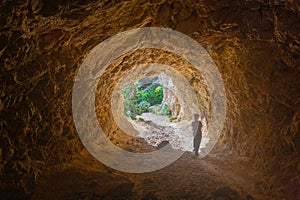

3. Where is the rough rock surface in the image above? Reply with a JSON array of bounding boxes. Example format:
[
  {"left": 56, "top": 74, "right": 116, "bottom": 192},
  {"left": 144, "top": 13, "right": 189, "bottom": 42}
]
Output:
[
  {"left": 129, "top": 113, "right": 210, "bottom": 152},
  {"left": 158, "top": 73, "right": 181, "bottom": 117},
  {"left": 33, "top": 166, "right": 134, "bottom": 200},
  {"left": 1, "top": 0, "right": 300, "bottom": 199}
]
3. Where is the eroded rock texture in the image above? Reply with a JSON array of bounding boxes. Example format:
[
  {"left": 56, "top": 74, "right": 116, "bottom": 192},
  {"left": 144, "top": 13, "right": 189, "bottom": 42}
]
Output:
[{"left": 1, "top": 0, "right": 300, "bottom": 199}]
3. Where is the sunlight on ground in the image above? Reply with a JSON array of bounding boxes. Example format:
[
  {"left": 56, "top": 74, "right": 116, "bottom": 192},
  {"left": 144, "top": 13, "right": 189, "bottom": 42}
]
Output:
[
  {"left": 121, "top": 73, "right": 209, "bottom": 153},
  {"left": 129, "top": 113, "right": 209, "bottom": 152}
]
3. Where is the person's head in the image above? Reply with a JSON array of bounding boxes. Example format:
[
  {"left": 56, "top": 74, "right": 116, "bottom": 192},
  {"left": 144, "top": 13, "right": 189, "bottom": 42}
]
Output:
[{"left": 194, "top": 114, "right": 199, "bottom": 120}]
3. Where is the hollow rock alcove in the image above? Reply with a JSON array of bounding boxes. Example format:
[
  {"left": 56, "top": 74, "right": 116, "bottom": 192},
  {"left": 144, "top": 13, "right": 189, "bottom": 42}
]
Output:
[{"left": 1, "top": 0, "right": 300, "bottom": 199}]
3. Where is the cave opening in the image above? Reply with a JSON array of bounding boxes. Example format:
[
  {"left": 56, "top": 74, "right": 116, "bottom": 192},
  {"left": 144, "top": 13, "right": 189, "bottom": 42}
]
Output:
[
  {"left": 2, "top": 1, "right": 300, "bottom": 198},
  {"left": 119, "top": 73, "right": 209, "bottom": 153},
  {"left": 121, "top": 76, "right": 172, "bottom": 121}
]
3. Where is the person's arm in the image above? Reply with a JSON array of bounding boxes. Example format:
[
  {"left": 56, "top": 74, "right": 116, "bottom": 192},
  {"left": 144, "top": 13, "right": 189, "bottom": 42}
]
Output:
[
  {"left": 192, "top": 122, "right": 197, "bottom": 132},
  {"left": 198, "top": 121, "right": 203, "bottom": 131}
]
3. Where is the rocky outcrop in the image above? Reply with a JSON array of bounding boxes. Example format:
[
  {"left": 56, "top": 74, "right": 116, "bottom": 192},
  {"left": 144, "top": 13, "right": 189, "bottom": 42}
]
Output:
[{"left": 158, "top": 73, "right": 181, "bottom": 117}]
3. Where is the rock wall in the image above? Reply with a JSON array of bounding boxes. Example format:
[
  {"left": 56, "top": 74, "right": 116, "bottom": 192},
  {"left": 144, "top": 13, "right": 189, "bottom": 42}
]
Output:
[
  {"left": 1, "top": 0, "right": 299, "bottom": 199},
  {"left": 158, "top": 73, "right": 181, "bottom": 118}
]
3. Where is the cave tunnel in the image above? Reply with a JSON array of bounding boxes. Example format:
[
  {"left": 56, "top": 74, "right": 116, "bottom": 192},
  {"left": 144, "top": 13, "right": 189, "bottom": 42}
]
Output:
[{"left": 1, "top": 0, "right": 300, "bottom": 199}]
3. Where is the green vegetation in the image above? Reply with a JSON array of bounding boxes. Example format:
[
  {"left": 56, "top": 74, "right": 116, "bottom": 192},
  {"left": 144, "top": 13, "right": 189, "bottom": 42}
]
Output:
[
  {"left": 137, "top": 117, "right": 145, "bottom": 121},
  {"left": 149, "top": 104, "right": 171, "bottom": 116},
  {"left": 169, "top": 116, "right": 177, "bottom": 122},
  {"left": 122, "top": 77, "right": 171, "bottom": 119}
]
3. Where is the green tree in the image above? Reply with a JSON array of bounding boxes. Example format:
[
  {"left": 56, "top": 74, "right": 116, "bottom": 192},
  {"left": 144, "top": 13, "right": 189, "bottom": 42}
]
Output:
[{"left": 122, "top": 77, "right": 168, "bottom": 119}]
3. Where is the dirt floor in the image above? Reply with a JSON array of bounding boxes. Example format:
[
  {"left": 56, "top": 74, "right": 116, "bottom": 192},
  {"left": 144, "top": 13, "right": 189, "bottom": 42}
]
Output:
[{"left": 33, "top": 148, "right": 267, "bottom": 200}]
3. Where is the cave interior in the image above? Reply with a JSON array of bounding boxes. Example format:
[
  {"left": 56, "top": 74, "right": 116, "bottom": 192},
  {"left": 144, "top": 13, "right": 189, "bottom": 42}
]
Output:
[{"left": 1, "top": 0, "right": 300, "bottom": 199}]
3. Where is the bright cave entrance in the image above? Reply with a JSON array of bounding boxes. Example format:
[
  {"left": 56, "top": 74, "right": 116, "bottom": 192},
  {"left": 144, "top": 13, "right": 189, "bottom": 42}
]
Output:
[
  {"left": 122, "top": 76, "right": 176, "bottom": 122},
  {"left": 121, "top": 74, "right": 209, "bottom": 153}
]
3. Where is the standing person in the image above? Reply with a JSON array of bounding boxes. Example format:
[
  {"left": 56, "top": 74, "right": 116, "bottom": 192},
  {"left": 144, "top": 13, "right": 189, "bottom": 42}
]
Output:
[{"left": 192, "top": 114, "right": 202, "bottom": 156}]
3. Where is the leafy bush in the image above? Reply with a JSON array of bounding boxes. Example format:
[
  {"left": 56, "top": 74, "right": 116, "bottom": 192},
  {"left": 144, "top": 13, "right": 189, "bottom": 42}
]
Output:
[
  {"left": 149, "top": 104, "right": 171, "bottom": 116},
  {"left": 122, "top": 83, "right": 141, "bottom": 117},
  {"left": 130, "top": 116, "right": 137, "bottom": 120},
  {"left": 138, "top": 117, "right": 145, "bottom": 121},
  {"left": 122, "top": 77, "right": 169, "bottom": 119},
  {"left": 137, "top": 83, "right": 163, "bottom": 105},
  {"left": 138, "top": 100, "right": 150, "bottom": 110},
  {"left": 169, "top": 116, "right": 177, "bottom": 122}
]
